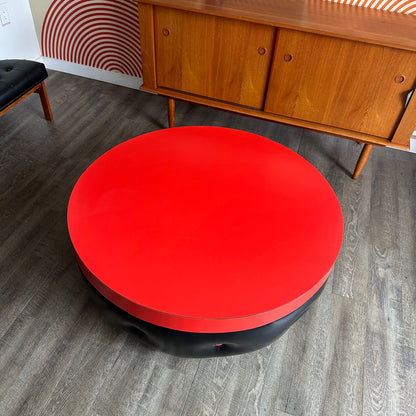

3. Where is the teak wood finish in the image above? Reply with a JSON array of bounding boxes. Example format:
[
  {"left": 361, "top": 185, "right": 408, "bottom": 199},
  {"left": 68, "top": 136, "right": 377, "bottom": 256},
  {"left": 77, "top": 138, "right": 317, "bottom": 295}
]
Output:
[
  {"left": 155, "top": 8, "right": 275, "bottom": 108},
  {"left": 137, "top": 0, "right": 416, "bottom": 178}
]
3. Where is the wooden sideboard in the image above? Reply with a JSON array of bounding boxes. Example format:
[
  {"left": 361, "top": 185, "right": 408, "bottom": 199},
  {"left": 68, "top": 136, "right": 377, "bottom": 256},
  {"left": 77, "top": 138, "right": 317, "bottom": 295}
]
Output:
[{"left": 137, "top": 0, "right": 416, "bottom": 178}]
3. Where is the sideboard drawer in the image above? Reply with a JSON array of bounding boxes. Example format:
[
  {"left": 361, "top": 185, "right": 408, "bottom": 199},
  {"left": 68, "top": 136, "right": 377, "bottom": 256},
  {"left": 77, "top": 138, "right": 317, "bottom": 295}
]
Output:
[
  {"left": 154, "top": 7, "right": 275, "bottom": 109},
  {"left": 264, "top": 29, "right": 416, "bottom": 139}
]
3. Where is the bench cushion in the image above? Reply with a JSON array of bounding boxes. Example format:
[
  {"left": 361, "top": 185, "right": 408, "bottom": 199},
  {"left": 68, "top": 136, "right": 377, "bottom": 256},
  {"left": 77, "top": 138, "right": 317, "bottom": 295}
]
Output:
[{"left": 0, "top": 60, "right": 48, "bottom": 112}]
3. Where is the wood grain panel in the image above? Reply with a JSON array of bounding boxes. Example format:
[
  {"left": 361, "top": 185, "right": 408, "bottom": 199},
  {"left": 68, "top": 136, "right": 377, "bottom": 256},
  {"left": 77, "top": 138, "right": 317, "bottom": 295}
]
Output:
[
  {"left": 138, "top": 3, "right": 157, "bottom": 90},
  {"left": 143, "top": 85, "right": 406, "bottom": 149},
  {"left": 154, "top": 7, "right": 275, "bottom": 109},
  {"left": 265, "top": 29, "right": 416, "bottom": 139},
  {"left": 138, "top": 0, "right": 416, "bottom": 51}
]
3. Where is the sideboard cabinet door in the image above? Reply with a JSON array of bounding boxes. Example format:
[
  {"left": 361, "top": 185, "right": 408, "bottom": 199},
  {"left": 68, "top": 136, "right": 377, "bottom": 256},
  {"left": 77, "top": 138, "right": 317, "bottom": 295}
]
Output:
[
  {"left": 264, "top": 29, "right": 416, "bottom": 139},
  {"left": 154, "top": 7, "right": 275, "bottom": 109}
]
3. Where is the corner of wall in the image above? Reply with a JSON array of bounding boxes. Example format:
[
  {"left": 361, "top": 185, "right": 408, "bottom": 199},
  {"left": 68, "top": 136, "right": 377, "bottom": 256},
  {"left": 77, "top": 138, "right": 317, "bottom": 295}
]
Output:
[{"left": 410, "top": 137, "right": 416, "bottom": 153}]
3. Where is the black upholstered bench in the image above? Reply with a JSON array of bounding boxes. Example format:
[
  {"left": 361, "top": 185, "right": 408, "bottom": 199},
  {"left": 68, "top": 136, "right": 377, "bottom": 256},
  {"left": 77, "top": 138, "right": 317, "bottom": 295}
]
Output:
[{"left": 0, "top": 60, "right": 53, "bottom": 120}]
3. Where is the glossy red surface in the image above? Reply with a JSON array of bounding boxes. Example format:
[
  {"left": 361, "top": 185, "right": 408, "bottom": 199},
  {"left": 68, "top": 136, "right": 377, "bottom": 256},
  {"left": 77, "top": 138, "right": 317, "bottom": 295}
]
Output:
[{"left": 67, "top": 127, "right": 343, "bottom": 332}]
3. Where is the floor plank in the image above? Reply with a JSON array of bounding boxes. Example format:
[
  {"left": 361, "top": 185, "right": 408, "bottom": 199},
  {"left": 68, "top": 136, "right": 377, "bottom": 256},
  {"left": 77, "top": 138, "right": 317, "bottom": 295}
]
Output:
[{"left": 0, "top": 70, "right": 415, "bottom": 416}]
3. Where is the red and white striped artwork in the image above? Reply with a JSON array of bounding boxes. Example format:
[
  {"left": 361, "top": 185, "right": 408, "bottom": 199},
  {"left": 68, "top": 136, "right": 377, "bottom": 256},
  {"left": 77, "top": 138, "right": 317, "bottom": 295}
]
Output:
[
  {"left": 41, "top": 0, "right": 142, "bottom": 77},
  {"left": 325, "top": 0, "right": 416, "bottom": 15}
]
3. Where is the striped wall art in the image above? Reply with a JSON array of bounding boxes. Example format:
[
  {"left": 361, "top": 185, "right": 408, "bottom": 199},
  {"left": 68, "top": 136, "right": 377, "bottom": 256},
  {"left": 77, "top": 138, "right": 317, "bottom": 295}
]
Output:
[
  {"left": 325, "top": 0, "right": 416, "bottom": 15},
  {"left": 41, "top": 0, "right": 142, "bottom": 77}
]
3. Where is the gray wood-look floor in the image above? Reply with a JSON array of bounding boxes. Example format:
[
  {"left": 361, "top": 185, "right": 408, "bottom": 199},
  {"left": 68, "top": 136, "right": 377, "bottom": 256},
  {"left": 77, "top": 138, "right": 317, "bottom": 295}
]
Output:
[{"left": 0, "top": 70, "right": 415, "bottom": 416}]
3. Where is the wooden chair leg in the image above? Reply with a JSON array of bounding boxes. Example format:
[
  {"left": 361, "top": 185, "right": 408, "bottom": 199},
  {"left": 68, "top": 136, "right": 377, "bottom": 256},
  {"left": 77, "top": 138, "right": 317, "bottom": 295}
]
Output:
[
  {"left": 36, "top": 81, "right": 53, "bottom": 121},
  {"left": 168, "top": 98, "right": 175, "bottom": 128},
  {"left": 353, "top": 143, "right": 373, "bottom": 179}
]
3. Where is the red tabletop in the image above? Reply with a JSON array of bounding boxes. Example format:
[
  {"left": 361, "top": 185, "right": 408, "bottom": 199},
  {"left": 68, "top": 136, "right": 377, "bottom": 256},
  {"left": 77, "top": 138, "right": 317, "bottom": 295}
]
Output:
[{"left": 67, "top": 127, "right": 343, "bottom": 333}]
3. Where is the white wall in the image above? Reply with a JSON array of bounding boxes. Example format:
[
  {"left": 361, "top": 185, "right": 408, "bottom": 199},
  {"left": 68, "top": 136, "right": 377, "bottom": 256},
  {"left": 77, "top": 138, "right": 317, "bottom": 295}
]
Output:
[
  {"left": 0, "top": 0, "right": 141, "bottom": 90},
  {"left": 0, "top": 0, "right": 41, "bottom": 60}
]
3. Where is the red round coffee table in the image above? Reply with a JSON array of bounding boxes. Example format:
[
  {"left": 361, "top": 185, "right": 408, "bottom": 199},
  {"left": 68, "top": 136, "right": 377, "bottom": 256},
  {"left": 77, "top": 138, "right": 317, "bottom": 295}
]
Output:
[{"left": 67, "top": 127, "right": 343, "bottom": 356}]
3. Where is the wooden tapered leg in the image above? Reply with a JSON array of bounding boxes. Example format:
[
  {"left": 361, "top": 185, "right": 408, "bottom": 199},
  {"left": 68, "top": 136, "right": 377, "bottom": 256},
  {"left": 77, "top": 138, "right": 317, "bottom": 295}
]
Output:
[
  {"left": 353, "top": 143, "right": 373, "bottom": 179},
  {"left": 168, "top": 98, "right": 175, "bottom": 128},
  {"left": 36, "top": 81, "right": 53, "bottom": 121}
]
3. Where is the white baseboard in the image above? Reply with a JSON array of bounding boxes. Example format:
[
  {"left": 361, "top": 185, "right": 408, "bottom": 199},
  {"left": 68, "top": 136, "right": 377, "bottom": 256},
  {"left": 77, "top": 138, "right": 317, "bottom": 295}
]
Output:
[
  {"left": 411, "top": 138, "right": 416, "bottom": 153},
  {"left": 41, "top": 57, "right": 143, "bottom": 90}
]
